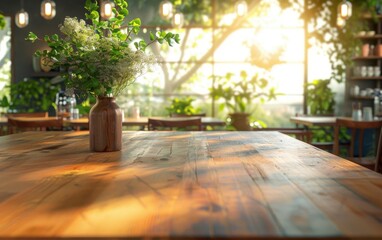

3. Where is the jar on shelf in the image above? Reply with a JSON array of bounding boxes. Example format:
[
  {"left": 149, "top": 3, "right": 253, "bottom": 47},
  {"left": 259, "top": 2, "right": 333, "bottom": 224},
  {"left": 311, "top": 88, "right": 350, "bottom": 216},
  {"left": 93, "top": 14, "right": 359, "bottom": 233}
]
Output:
[{"left": 362, "top": 43, "right": 370, "bottom": 57}]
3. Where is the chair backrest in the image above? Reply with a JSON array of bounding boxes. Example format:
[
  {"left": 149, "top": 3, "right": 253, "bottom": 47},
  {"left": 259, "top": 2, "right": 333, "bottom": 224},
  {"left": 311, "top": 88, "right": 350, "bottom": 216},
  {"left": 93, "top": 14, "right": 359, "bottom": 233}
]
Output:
[
  {"left": 8, "top": 117, "right": 63, "bottom": 134},
  {"left": 148, "top": 117, "right": 202, "bottom": 131},
  {"left": 6, "top": 112, "right": 48, "bottom": 118},
  {"left": 333, "top": 118, "right": 382, "bottom": 161},
  {"left": 170, "top": 113, "right": 206, "bottom": 117}
]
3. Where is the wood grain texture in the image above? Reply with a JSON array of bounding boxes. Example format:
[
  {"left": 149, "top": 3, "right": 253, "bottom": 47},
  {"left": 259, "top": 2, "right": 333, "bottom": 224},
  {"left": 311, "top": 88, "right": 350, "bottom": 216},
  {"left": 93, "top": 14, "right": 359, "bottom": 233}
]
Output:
[
  {"left": 0, "top": 131, "right": 382, "bottom": 239},
  {"left": 89, "top": 97, "right": 122, "bottom": 152}
]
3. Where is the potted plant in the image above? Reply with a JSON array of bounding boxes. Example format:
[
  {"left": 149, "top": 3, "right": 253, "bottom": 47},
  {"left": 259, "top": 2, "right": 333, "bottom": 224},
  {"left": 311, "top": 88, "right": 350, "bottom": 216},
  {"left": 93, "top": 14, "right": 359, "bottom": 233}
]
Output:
[
  {"left": 165, "top": 97, "right": 203, "bottom": 116},
  {"left": 306, "top": 79, "right": 335, "bottom": 116},
  {"left": 211, "top": 70, "right": 278, "bottom": 130},
  {"left": 306, "top": 79, "right": 337, "bottom": 144},
  {"left": 27, "top": 0, "right": 179, "bottom": 152}
]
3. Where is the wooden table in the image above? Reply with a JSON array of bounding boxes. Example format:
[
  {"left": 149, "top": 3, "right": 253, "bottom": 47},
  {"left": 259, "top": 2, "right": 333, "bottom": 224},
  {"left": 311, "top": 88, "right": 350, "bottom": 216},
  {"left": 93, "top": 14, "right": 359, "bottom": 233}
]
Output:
[
  {"left": 66, "top": 117, "right": 226, "bottom": 130},
  {"left": 1, "top": 131, "right": 382, "bottom": 239},
  {"left": 290, "top": 116, "right": 336, "bottom": 127}
]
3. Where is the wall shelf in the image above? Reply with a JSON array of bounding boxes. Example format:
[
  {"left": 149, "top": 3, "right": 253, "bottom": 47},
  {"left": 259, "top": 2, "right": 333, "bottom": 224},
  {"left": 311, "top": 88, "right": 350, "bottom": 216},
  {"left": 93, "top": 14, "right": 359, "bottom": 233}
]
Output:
[
  {"left": 356, "top": 34, "right": 382, "bottom": 40},
  {"left": 350, "top": 96, "right": 375, "bottom": 100},
  {"left": 352, "top": 56, "right": 382, "bottom": 60},
  {"left": 350, "top": 76, "right": 382, "bottom": 80}
]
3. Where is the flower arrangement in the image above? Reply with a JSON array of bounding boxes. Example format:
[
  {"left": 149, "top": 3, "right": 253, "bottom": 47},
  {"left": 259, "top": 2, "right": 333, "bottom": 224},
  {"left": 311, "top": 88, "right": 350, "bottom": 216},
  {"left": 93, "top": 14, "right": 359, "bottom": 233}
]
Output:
[{"left": 27, "top": 0, "right": 179, "bottom": 97}]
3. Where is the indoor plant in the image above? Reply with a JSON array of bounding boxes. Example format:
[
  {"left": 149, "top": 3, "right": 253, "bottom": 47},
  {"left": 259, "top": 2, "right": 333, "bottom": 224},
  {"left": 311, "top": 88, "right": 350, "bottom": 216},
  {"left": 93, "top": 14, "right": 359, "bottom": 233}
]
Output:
[
  {"left": 165, "top": 97, "right": 203, "bottom": 116},
  {"left": 27, "top": 0, "right": 179, "bottom": 152},
  {"left": 211, "top": 71, "right": 277, "bottom": 130},
  {"left": 1, "top": 78, "right": 59, "bottom": 114}
]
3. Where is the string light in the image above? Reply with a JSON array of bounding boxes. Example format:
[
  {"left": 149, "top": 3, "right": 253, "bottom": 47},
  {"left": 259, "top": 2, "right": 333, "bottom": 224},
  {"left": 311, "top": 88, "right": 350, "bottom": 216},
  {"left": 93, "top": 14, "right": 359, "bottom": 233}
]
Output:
[
  {"left": 235, "top": 0, "right": 248, "bottom": 17},
  {"left": 15, "top": 0, "right": 29, "bottom": 28},
  {"left": 41, "top": 0, "right": 56, "bottom": 20},
  {"left": 338, "top": 0, "right": 352, "bottom": 20},
  {"left": 101, "top": 0, "right": 115, "bottom": 20},
  {"left": 159, "top": 0, "right": 173, "bottom": 20},
  {"left": 171, "top": 12, "right": 184, "bottom": 28}
]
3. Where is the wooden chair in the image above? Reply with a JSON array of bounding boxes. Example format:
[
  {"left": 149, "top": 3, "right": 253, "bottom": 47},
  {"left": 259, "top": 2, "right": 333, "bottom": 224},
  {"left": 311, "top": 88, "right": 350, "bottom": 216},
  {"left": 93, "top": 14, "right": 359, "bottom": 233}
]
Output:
[
  {"left": 6, "top": 112, "right": 48, "bottom": 118},
  {"left": 6, "top": 112, "right": 49, "bottom": 134},
  {"left": 148, "top": 117, "right": 202, "bottom": 131},
  {"left": 8, "top": 115, "right": 63, "bottom": 134},
  {"left": 334, "top": 118, "right": 382, "bottom": 170},
  {"left": 170, "top": 113, "right": 206, "bottom": 117},
  {"left": 294, "top": 113, "right": 335, "bottom": 152}
]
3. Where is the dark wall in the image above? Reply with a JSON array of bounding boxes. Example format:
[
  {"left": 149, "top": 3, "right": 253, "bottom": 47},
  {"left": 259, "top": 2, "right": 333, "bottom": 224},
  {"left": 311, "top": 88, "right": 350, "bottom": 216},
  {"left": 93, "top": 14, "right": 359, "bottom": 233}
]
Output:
[{"left": 0, "top": 0, "right": 86, "bottom": 83}]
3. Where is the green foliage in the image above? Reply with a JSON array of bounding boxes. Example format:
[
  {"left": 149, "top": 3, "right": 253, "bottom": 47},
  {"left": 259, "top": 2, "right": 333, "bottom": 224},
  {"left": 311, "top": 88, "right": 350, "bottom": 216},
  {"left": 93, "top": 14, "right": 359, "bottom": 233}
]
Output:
[
  {"left": 306, "top": 79, "right": 335, "bottom": 115},
  {"left": 306, "top": 78, "right": 341, "bottom": 144},
  {"left": 166, "top": 97, "right": 201, "bottom": 115},
  {"left": 3, "top": 78, "right": 59, "bottom": 113},
  {"left": 26, "top": 0, "right": 179, "bottom": 97},
  {"left": 286, "top": 0, "right": 381, "bottom": 83},
  {"left": 76, "top": 95, "right": 96, "bottom": 116},
  {"left": 210, "top": 70, "right": 278, "bottom": 114},
  {"left": 0, "top": 14, "right": 5, "bottom": 30}
]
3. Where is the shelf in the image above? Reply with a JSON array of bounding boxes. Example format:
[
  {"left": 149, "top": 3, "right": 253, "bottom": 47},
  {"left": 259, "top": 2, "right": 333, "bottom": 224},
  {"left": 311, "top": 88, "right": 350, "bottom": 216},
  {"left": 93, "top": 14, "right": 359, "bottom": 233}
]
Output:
[
  {"left": 356, "top": 34, "right": 382, "bottom": 39},
  {"left": 361, "top": 13, "right": 382, "bottom": 19},
  {"left": 350, "top": 77, "right": 382, "bottom": 80},
  {"left": 350, "top": 96, "right": 375, "bottom": 100},
  {"left": 352, "top": 56, "right": 382, "bottom": 60}
]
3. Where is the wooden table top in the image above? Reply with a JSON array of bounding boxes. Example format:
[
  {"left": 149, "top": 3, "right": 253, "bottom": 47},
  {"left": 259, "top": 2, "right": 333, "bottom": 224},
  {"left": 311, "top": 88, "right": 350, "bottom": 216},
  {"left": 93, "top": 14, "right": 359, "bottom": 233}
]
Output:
[{"left": 1, "top": 131, "right": 382, "bottom": 239}]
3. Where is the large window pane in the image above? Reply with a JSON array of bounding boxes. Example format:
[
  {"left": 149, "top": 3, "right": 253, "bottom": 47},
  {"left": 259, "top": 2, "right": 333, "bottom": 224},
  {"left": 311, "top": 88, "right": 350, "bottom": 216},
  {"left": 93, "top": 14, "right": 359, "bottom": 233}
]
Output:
[{"left": 0, "top": 17, "right": 11, "bottom": 114}]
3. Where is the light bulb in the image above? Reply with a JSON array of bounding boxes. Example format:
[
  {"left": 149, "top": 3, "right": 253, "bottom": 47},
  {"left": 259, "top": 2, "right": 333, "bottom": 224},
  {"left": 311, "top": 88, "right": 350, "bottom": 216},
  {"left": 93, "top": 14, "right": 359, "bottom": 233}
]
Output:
[
  {"left": 235, "top": 0, "right": 248, "bottom": 17},
  {"left": 172, "top": 12, "right": 184, "bottom": 28},
  {"left": 101, "top": 0, "right": 115, "bottom": 20},
  {"left": 41, "top": 0, "right": 56, "bottom": 20},
  {"left": 338, "top": 0, "right": 352, "bottom": 20},
  {"left": 159, "top": 0, "right": 173, "bottom": 20},
  {"left": 15, "top": 9, "right": 29, "bottom": 28}
]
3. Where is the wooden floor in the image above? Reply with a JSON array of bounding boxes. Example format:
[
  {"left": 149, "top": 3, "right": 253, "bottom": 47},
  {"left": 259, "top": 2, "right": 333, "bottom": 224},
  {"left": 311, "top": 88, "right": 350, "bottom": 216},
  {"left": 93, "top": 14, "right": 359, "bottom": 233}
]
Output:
[{"left": 0, "top": 131, "right": 381, "bottom": 239}]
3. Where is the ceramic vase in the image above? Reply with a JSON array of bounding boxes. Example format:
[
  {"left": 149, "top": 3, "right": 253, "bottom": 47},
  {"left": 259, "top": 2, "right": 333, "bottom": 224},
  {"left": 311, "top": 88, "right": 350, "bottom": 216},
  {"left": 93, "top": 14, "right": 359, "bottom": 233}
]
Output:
[
  {"left": 89, "top": 96, "right": 122, "bottom": 152},
  {"left": 229, "top": 112, "right": 251, "bottom": 131}
]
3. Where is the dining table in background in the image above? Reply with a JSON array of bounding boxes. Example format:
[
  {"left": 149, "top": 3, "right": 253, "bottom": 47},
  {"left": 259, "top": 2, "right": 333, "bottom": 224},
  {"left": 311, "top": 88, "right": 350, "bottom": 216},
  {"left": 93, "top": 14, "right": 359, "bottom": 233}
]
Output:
[
  {"left": 0, "top": 131, "right": 382, "bottom": 239},
  {"left": 289, "top": 116, "right": 337, "bottom": 127},
  {"left": 66, "top": 116, "right": 226, "bottom": 130}
]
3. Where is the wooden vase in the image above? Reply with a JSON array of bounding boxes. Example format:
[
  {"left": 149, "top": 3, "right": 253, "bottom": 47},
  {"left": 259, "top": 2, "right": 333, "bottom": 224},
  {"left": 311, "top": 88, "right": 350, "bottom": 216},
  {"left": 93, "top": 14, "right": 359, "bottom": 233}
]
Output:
[{"left": 89, "top": 96, "right": 122, "bottom": 152}]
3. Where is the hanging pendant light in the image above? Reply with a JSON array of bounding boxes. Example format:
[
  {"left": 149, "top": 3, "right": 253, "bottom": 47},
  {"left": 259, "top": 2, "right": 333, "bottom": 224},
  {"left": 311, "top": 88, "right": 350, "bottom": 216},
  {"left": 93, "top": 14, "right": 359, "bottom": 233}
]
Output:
[
  {"left": 159, "top": 0, "right": 173, "bottom": 20},
  {"left": 338, "top": 0, "right": 352, "bottom": 20},
  {"left": 15, "top": 0, "right": 29, "bottom": 28},
  {"left": 171, "top": 12, "right": 184, "bottom": 28},
  {"left": 101, "top": 0, "right": 115, "bottom": 20},
  {"left": 41, "top": 0, "right": 56, "bottom": 20},
  {"left": 235, "top": 0, "right": 248, "bottom": 17}
]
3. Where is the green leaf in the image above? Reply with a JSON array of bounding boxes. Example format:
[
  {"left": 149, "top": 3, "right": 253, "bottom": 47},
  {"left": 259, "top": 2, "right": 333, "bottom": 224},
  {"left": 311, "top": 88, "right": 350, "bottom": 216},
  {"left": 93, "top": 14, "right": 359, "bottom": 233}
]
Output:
[
  {"left": 26, "top": 32, "right": 38, "bottom": 42},
  {"left": 149, "top": 32, "right": 155, "bottom": 41},
  {"left": 90, "top": 10, "right": 99, "bottom": 20}
]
